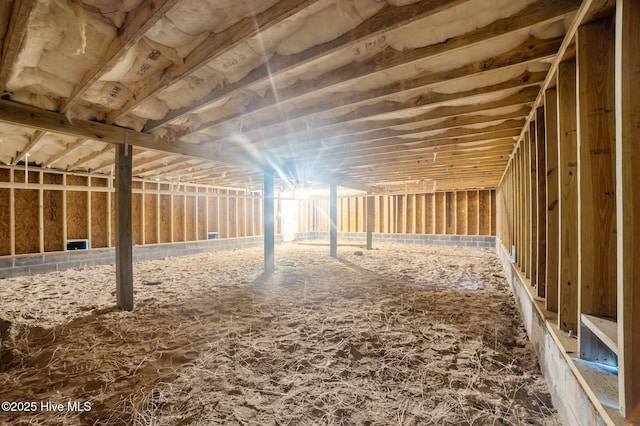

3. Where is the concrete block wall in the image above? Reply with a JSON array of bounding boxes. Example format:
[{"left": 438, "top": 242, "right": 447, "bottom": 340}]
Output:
[
  {"left": 294, "top": 232, "right": 495, "bottom": 248},
  {"left": 0, "top": 235, "right": 282, "bottom": 279}
]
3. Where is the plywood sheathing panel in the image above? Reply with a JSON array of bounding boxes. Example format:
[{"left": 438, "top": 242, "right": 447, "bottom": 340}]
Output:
[
  {"left": 172, "top": 194, "right": 185, "bottom": 242},
  {"left": 218, "top": 191, "right": 228, "bottom": 239},
  {"left": 197, "top": 194, "right": 207, "bottom": 240},
  {"left": 456, "top": 191, "right": 467, "bottom": 234},
  {"left": 479, "top": 190, "right": 491, "bottom": 235},
  {"left": 90, "top": 177, "right": 108, "bottom": 248},
  {"left": 14, "top": 189, "right": 38, "bottom": 254},
  {"left": 185, "top": 193, "right": 196, "bottom": 241},
  {"left": 490, "top": 190, "right": 497, "bottom": 235},
  {"left": 445, "top": 192, "right": 455, "bottom": 235},
  {"left": 159, "top": 194, "right": 171, "bottom": 243},
  {"left": 43, "top": 173, "right": 63, "bottom": 252},
  {"left": 66, "top": 175, "right": 87, "bottom": 240},
  {"left": 144, "top": 182, "right": 158, "bottom": 244},
  {"left": 0, "top": 189, "right": 11, "bottom": 255},
  {"left": 208, "top": 193, "right": 218, "bottom": 233},
  {"left": 467, "top": 191, "right": 479, "bottom": 235}
]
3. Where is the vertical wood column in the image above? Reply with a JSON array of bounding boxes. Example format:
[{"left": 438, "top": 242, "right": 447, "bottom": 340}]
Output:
[
  {"left": 545, "top": 88, "right": 559, "bottom": 312},
  {"left": 330, "top": 184, "right": 337, "bottom": 258},
  {"left": 536, "top": 107, "right": 547, "bottom": 298},
  {"left": 577, "top": 16, "right": 617, "bottom": 324},
  {"left": 263, "top": 170, "right": 275, "bottom": 275},
  {"left": 366, "top": 195, "right": 374, "bottom": 250},
  {"left": 529, "top": 126, "right": 538, "bottom": 287},
  {"left": 615, "top": 0, "right": 640, "bottom": 419},
  {"left": 115, "top": 143, "right": 133, "bottom": 311},
  {"left": 557, "top": 60, "right": 579, "bottom": 333}
]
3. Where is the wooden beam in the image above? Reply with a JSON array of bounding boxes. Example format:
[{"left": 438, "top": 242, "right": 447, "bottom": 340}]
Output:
[
  {"left": 115, "top": 143, "right": 133, "bottom": 311},
  {"left": 0, "top": 0, "right": 36, "bottom": 94},
  {"left": 263, "top": 170, "right": 274, "bottom": 275},
  {"left": 577, "top": 16, "right": 617, "bottom": 332},
  {"left": 615, "top": 0, "right": 640, "bottom": 420},
  {"left": 535, "top": 106, "right": 547, "bottom": 298},
  {"left": 529, "top": 123, "right": 538, "bottom": 288},
  {"left": 60, "top": 0, "right": 181, "bottom": 112},
  {"left": 545, "top": 88, "right": 559, "bottom": 313},
  {"left": 0, "top": 98, "right": 255, "bottom": 167},
  {"left": 557, "top": 61, "right": 579, "bottom": 335}
]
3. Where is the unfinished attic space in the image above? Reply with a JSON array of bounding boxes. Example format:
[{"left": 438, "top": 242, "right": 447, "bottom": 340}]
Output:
[{"left": 0, "top": 0, "right": 638, "bottom": 424}]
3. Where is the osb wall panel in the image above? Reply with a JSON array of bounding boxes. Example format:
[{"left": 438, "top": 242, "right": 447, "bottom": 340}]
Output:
[
  {"left": 172, "top": 195, "right": 185, "bottom": 242},
  {"left": 0, "top": 188, "right": 9, "bottom": 255},
  {"left": 197, "top": 195, "right": 207, "bottom": 240},
  {"left": 218, "top": 193, "right": 228, "bottom": 239},
  {"left": 132, "top": 193, "right": 143, "bottom": 245},
  {"left": 208, "top": 195, "right": 218, "bottom": 233},
  {"left": 42, "top": 173, "right": 65, "bottom": 252},
  {"left": 66, "top": 192, "right": 87, "bottom": 240},
  {"left": 13, "top": 170, "right": 39, "bottom": 184},
  {"left": 43, "top": 173, "right": 63, "bottom": 252},
  {"left": 144, "top": 183, "right": 158, "bottom": 244},
  {"left": 90, "top": 192, "right": 108, "bottom": 248},
  {"left": 228, "top": 193, "right": 237, "bottom": 238},
  {"left": 479, "top": 190, "right": 491, "bottom": 235},
  {"left": 66, "top": 175, "right": 87, "bottom": 241},
  {"left": 253, "top": 198, "right": 263, "bottom": 235},
  {"left": 0, "top": 169, "right": 9, "bottom": 182},
  {"left": 185, "top": 194, "right": 195, "bottom": 241},
  {"left": 14, "top": 189, "right": 39, "bottom": 254},
  {"left": 445, "top": 192, "right": 455, "bottom": 235},
  {"left": 159, "top": 194, "right": 171, "bottom": 243},
  {"left": 299, "top": 190, "right": 497, "bottom": 237},
  {"left": 456, "top": 192, "right": 467, "bottom": 235},
  {"left": 467, "top": 191, "right": 479, "bottom": 235}
]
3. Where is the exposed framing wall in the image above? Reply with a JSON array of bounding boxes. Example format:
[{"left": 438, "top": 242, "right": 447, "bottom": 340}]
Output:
[
  {"left": 496, "top": 6, "right": 639, "bottom": 423},
  {"left": 298, "top": 189, "right": 496, "bottom": 236},
  {"left": 0, "top": 165, "right": 267, "bottom": 258}
]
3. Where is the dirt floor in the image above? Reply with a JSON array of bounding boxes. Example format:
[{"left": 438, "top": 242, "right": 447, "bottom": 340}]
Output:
[{"left": 0, "top": 243, "right": 559, "bottom": 425}]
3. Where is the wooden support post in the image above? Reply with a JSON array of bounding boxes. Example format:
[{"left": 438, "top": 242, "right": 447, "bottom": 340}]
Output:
[
  {"left": 115, "top": 143, "right": 133, "bottom": 311},
  {"left": 366, "top": 195, "right": 374, "bottom": 250},
  {"left": 545, "top": 88, "right": 559, "bottom": 312},
  {"left": 529, "top": 123, "right": 538, "bottom": 288},
  {"left": 557, "top": 60, "right": 579, "bottom": 333},
  {"left": 536, "top": 107, "right": 547, "bottom": 298},
  {"left": 330, "top": 184, "right": 337, "bottom": 258},
  {"left": 263, "top": 170, "right": 275, "bottom": 275},
  {"left": 577, "top": 16, "right": 617, "bottom": 320},
  {"left": 615, "top": 0, "right": 640, "bottom": 420}
]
